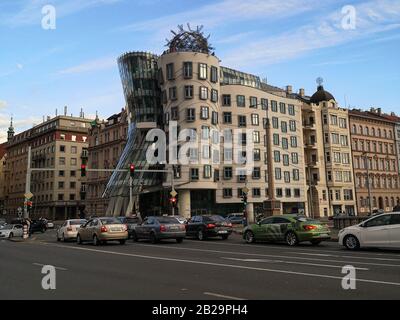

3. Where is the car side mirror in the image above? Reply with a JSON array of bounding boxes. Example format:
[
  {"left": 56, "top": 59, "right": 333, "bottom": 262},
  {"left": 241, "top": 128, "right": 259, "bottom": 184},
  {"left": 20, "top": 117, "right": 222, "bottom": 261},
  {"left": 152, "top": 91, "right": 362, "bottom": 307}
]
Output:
[{"left": 257, "top": 221, "right": 261, "bottom": 226}]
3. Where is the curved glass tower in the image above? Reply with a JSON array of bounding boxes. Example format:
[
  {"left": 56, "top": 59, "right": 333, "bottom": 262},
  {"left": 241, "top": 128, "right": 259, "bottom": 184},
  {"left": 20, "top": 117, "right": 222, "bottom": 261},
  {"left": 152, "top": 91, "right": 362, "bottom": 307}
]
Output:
[{"left": 104, "top": 52, "right": 163, "bottom": 216}]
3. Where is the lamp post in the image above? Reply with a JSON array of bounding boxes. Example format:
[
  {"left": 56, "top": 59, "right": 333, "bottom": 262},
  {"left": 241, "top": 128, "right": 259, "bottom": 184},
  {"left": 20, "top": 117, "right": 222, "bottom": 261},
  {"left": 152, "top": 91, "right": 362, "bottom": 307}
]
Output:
[{"left": 362, "top": 152, "right": 373, "bottom": 215}]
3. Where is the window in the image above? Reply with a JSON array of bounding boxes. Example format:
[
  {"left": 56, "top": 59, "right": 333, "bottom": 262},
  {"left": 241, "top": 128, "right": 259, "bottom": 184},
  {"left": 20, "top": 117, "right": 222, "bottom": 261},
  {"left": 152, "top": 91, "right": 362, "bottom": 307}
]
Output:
[
  {"left": 211, "top": 66, "right": 218, "bottom": 83},
  {"left": 343, "top": 171, "right": 352, "bottom": 182},
  {"left": 289, "top": 120, "right": 296, "bottom": 132},
  {"left": 202, "top": 145, "right": 211, "bottom": 159},
  {"left": 238, "top": 115, "right": 246, "bottom": 127},
  {"left": 261, "top": 98, "right": 268, "bottom": 110},
  {"left": 201, "top": 126, "right": 210, "bottom": 140},
  {"left": 252, "top": 167, "right": 261, "bottom": 179},
  {"left": 272, "top": 117, "right": 279, "bottom": 129},
  {"left": 334, "top": 152, "right": 341, "bottom": 163},
  {"left": 279, "top": 102, "right": 286, "bottom": 114},
  {"left": 166, "top": 63, "right": 174, "bottom": 80},
  {"left": 276, "top": 188, "right": 283, "bottom": 198},
  {"left": 273, "top": 134, "right": 280, "bottom": 146},
  {"left": 200, "top": 106, "right": 209, "bottom": 120},
  {"left": 290, "top": 136, "right": 297, "bottom": 148},
  {"left": 58, "top": 194, "right": 64, "bottom": 201},
  {"left": 171, "top": 107, "right": 179, "bottom": 120},
  {"left": 211, "top": 89, "right": 218, "bottom": 102},
  {"left": 58, "top": 181, "right": 64, "bottom": 189},
  {"left": 253, "top": 149, "right": 261, "bottom": 161},
  {"left": 69, "top": 194, "right": 75, "bottom": 201},
  {"left": 224, "top": 167, "right": 233, "bottom": 180},
  {"left": 190, "top": 168, "right": 199, "bottom": 181},
  {"left": 200, "top": 86, "right": 208, "bottom": 100},
  {"left": 184, "top": 85, "right": 194, "bottom": 99},
  {"left": 340, "top": 135, "right": 349, "bottom": 146},
  {"left": 70, "top": 182, "right": 76, "bottom": 189},
  {"left": 323, "top": 114, "right": 328, "bottom": 125},
  {"left": 284, "top": 171, "right": 291, "bottom": 183},
  {"left": 294, "top": 189, "right": 301, "bottom": 197},
  {"left": 223, "top": 188, "right": 233, "bottom": 198},
  {"left": 253, "top": 188, "right": 261, "bottom": 197},
  {"left": 288, "top": 104, "right": 295, "bottom": 115},
  {"left": 237, "top": 95, "right": 245, "bottom": 107},
  {"left": 271, "top": 100, "right": 278, "bottom": 112},
  {"left": 335, "top": 190, "right": 341, "bottom": 201},
  {"left": 198, "top": 63, "right": 207, "bottom": 80},
  {"left": 275, "top": 168, "right": 282, "bottom": 180},
  {"left": 222, "top": 95, "right": 231, "bottom": 106},
  {"left": 274, "top": 151, "right": 281, "bottom": 162},
  {"left": 59, "top": 170, "right": 65, "bottom": 177},
  {"left": 253, "top": 131, "right": 260, "bottom": 143},
  {"left": 60, "top": 145, "right": 66, "bottom": 152},
  {"left": 71, "top": 158, "right": 77, "bottom": 166},
  {"left": 364, "top": 215, "right": 391, "bottom": 228},
  {"left": 285, "top": 188, "right": 291, "bottom": 197},
  {"left": 283, "top": 154, "right": 289, "bottom": 166},
  {"left": 224, "top": 148, "right": 233, "bottom": 161},
  {"left": 183, "top": 62, "right": 193, "bottom": 78},
  {"left": 70, "top": 170, "right": 76, "bottom": 177},
  {"left": 335, "top": 171, "right": 343, "bottom": 182},
  {"left": 211, "top": 111, "right": 218, "bottom": 125},
  {"left": 71, "top": 146, "right": 77, "bottom": 154},
  {"left": 281, "top": 121, "right": 287, "bottom": 133},
  {"left": 186, "top": 108, "right": 195, "bottom": 122},
  {"left": 59, "top": 157, "right": 66, "bottom": 165},
  {"left": 251, "top": 114, "right": 259, "bottom": 126},
  {"left": 330, "top": 115, "right": 338, "bottom": 125},
  {"left": 282, "top": 138, "right": 288, "bottom": 150},
  {"left": 331, "top": 133, "right": 339, "bottom": 144},
  {"left": 250, "top": 96, "right": 257, "bottom": 108},
  {"left": 293, "top": 169, "right": 300, "bottom": 181},
  {"left": 222, "top": 112, "right": 232, "bottom": 124},
  {"left": 291, "top": 152, "right": 298, "bottom": 164},
  {"left": 342, "top": 153, "right": 350, "bottom": 164},
  {"left": 339, "top": 118, "right": 347, "bottom": 128}
]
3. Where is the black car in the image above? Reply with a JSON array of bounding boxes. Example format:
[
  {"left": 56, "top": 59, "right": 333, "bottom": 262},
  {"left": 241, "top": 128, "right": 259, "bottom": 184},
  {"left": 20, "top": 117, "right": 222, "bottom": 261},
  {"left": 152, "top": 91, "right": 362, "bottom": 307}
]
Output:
[
  {"left": 117, "top": 216, "right": 141, "bottom": 239},
  {"left": 29, "top": 219, "right": 47, "bottom": 234},
  {"left": 186, "top": 215, "right": 233, "bottom": 240}
]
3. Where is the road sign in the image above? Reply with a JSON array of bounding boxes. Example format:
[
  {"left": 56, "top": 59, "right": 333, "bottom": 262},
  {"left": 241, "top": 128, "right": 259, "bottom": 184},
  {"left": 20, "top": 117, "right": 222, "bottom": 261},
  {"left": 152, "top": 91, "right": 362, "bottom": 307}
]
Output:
[
  {"left": 242, "top": 187, "right": 249, "bottom": 194},
  {"left": 170, "top": 190, "right": 178, "bottom": 197},
  {"left": 24, "top": 192, "right": 33, "bottom": 200}
]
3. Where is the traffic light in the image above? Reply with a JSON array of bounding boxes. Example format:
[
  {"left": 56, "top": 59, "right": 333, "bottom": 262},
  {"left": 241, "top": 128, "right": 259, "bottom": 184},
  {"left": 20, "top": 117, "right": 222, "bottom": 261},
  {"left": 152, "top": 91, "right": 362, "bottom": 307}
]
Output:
[
  {"left": 170, "top": 197, "right": 177, "bottom": 207},
  {"left": 129, "top": 164, "right": 135, "bottom": 178},
  {"left": 26, "top": 201, "right": 33, "bottom": 212},
  {"left": 242, "top": 194, "right": 248, "bottom": 206},
  {"left": 80, "top": 164, "right": 87, "bottom": 177}
]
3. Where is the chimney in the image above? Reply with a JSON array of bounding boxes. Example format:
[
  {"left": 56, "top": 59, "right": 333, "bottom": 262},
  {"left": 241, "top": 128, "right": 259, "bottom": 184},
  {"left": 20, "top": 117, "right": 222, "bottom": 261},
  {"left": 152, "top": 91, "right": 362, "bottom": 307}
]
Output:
[
  {"left": 55, "top": 109, "right": 58, "bottom": 116},
  {"left": 299, "top": 88, "right": 305, "bottom": 97},
  {"left": 377, "top": 108, "right": 382, "bottom": 115},
  {"left": 370, "top": 107, "right": 375, "bottom": 113},
  {"left": 391, "top": 112, "right": 396, "bottom": 116},
  {"left": 43, "top": 116, "right": 45, "bottom": 123},
  {"left": 64, "top": 106, "right": 67, "bottom": 116},
  {"left": 47, "top": 116, "right": 51, "bottom": 121},
  {"left": 286, "top": 85, "right": 292, "bottom": 94}
]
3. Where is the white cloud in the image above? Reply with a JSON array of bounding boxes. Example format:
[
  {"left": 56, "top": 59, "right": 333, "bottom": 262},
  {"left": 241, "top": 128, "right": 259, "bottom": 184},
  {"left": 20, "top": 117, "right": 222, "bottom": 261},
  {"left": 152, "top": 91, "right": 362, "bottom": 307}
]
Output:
[
  {"left": 0, "top": 113, "right": 42, "bottom": 143},
  {"left": 58, "top": 57, "right": 117, "bottom": 74},
  {"left": 0, "top": 101, "right": 7, "bottom": 109},
  {"left": 16, "top": 63, "right": 23, "bottom": 70},
  {"left": 1, "top": 0, "right": 122, "bottom": 27},
  {"left": 222, "top": 0, "right": 400, "bottom": 68}
]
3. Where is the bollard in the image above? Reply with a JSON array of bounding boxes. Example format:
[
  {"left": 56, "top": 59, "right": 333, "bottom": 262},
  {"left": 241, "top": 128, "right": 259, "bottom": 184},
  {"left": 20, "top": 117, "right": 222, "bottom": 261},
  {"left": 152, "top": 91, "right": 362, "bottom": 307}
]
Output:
[{"left": 23, "top": 225, "right": 29, "bottom": 239}]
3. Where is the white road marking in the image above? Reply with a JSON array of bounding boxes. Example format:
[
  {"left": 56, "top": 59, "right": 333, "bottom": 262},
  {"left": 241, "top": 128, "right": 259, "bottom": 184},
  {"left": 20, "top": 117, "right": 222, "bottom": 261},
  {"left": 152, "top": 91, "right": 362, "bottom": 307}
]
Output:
[
  {"left": 222, "top": 257, "right": 369, "bottom": 270},
  {"left": 33, "top": 263, "right": 68, "bottom": 271},
  {"left": 48, "top": 243, "right": 400, "bottom": 287},
  {"left": 288, "top": 252, "right": 333, "bottom": 257},
  {"left": 131, "top": 243, "right": 400, "bottom": 268},
  {"left": 203, "top": 292, "right": 246, "bottom": 300}
]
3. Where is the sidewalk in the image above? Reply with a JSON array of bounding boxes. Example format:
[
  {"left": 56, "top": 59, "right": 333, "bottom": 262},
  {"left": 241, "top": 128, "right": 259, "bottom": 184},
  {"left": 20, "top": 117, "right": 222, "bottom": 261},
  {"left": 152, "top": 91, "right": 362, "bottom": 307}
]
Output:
[{"left": 232, "top": 225, "right": 339, "bottom": 242}]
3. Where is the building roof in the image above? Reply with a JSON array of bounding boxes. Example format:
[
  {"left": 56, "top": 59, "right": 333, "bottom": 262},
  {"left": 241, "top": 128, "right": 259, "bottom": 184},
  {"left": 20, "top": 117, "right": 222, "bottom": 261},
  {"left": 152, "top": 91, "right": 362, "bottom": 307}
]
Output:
[
  {"left": 349, "top": 108, "right": 398, "bottom": 124},
  {"left": 310, "top": 85, "right": 335, "bottom": 104}
]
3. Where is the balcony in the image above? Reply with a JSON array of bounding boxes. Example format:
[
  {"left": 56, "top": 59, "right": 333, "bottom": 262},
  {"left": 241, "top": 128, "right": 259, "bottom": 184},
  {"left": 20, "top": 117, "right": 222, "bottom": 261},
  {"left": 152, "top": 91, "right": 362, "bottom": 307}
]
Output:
[
  {"left": 81, "top": 151, "right": 89, "bottom": 159},
  {"left": 305, "top": 141, "right": 317, "bottom": 149},
  {"left": 303, "top": 121, "right": 316, "bottom": 130}
]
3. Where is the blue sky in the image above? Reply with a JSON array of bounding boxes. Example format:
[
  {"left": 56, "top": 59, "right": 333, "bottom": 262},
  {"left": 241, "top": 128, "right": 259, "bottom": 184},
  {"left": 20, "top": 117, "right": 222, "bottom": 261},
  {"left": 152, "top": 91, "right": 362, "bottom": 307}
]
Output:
[{"left": 1, "top": 0, "right": 400, "bottom": 142}]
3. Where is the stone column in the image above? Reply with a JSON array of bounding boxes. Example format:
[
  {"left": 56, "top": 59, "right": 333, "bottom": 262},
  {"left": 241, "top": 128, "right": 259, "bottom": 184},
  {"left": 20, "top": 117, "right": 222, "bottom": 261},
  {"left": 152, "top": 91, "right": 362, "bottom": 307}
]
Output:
[
  {"left": 178, "top": 190, "right": 191, "bottom": 219},
  {"left": 246, "top": 203, "right": 255, "bottom": 223}
]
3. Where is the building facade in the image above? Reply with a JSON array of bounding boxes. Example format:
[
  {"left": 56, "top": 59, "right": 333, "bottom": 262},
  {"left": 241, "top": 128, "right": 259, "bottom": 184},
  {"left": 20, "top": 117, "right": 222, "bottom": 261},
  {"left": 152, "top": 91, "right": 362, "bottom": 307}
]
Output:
[
  {"left": 349, "top": 108, "right": 400, "bottom": 215},
  {"left": 3, "top": 114, "right": 92, "bottom": 219},
  {"left": 86, "top": 110, "right": 128, "bottom": 217},
  {"left": 0, "top": 143, "right": 6, "bottom": 213}
]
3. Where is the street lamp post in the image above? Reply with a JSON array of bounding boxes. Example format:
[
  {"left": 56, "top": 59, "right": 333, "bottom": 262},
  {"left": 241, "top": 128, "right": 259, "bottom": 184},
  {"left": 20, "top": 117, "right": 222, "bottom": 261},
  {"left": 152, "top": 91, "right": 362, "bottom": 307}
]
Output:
[{"left": 362, "top": 152, "right": 373, "bottom": 215}]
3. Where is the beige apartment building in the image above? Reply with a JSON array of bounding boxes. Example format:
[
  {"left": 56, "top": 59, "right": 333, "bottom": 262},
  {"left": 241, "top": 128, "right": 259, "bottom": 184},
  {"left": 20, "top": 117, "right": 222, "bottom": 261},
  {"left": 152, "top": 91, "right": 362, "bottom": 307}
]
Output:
[
  {"left": 159, "top": 50, "right": 308, "bottom": 219},
  {"left": 349, "top": 108, "right": 400, "bottom": 215},
  {"left": 86, "top": 110, "right": 128, "bottom": 217},
  {"left": 0, "top": 143, "right": 6, "bottom": 213},
  {"left": 3, "top": 113, "right": 92, "bottom": 220}
]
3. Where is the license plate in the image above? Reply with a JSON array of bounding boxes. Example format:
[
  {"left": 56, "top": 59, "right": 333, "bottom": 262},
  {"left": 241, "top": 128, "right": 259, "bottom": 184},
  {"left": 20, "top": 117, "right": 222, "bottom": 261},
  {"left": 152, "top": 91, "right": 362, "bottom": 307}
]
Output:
[
  {"left": 111, "top": 228, "right": 121, "bottom": 232},
  {"left": 319, "top": 234, "right": 329, "bottom": 238},
  {"left": 218, "top": 230, "right": 228, "bottom": 234}
]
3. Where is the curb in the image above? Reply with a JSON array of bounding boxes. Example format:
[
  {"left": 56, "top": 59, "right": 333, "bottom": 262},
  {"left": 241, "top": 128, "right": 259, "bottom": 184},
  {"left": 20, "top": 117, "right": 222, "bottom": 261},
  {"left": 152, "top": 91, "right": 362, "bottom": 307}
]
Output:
[{"left": 8, "top": 237, "right": 37, "bottom": 243}]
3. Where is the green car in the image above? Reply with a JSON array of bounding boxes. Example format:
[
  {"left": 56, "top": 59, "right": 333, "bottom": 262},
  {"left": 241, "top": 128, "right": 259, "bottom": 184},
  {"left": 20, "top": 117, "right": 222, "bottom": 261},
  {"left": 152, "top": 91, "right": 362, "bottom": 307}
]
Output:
[{"left": 243, "top": 215, "right": 331, "bottom": 246}]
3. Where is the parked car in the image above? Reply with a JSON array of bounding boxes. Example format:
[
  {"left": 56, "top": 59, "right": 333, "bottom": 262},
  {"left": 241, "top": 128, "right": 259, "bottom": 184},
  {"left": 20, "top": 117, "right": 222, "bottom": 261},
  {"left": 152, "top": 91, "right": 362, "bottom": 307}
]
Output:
[
  {"left": 174, "top": 216, "right": 188, "bottom": 224},
  {"left": 226, "top": 213, "right": 244, "bottom": 225},
  {"left": 0, "top": 224, "right": 24, "bottom": 239},
  {"left": 243, "top": 215, "right": 331, "bottom": 246},
  {"left": 339, "top": 212, "right": 400, "bottom": 250},
  {"left": 46, "top": 220, "right": 55, "bottom": 229},
  {"left": 117, "top": 216, "right": 141, "bottom": 239},
  {"left": 185, "top": 215, "right": 233, "bottom": 240},
  {"left": 77, "top": 217, "right": 128, "bottom": 245},
  {"left": 29, "top": 219, "right": 47, "bottom": 234},
  {"left": 132, "top": 216, "right": 185, "bottom": 243},
  {"left": 57, "top": 219, "right": 87, "bottom": 242}
]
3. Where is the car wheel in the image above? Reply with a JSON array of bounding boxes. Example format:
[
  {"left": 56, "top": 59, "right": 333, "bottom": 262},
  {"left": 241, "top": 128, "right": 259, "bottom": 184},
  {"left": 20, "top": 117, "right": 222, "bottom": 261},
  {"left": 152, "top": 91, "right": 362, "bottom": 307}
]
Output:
[
  {"left": 310, "top": 240, "right": 321, "bottom": 246},
  {"left": 344, "top": 235, "right": 360, "bottom": 250},
  {"left": 119, "top": 240, "right": 126, "bottom": 245},
  {"left": 176, "top": 238, "right": 183, "bottom": 243},
  {"left": 77, "top": 234, "right": 82, "bottom": 245},
  {"left": 244, "top": 231, "right": 255, "bottom": 244},
  {"left": 93, "top": 235, "right": 99, "bottom": 246},
  {"left": 221, "top": 235, "right": 229, "bottom": 240},
  {"left": 285, "top": 232, "right": 299, "bottom": 246},
  {"left": 57, "top": 233, "right": 60, "bottom": 242},
  {"left": 150, "top": 232, "right": 158, "bottom": 244},
  {"left": 132, "top": 232, "right": 138, "bottom": 242},
  {"left": 197, "top": 229, "right": 206, "bottom": 241},
  {"left": 8, "top": 232, "right": 13, "bottom": 239},
  {"left": 62, "top": 233, "right": 66, "bottom": 242}
]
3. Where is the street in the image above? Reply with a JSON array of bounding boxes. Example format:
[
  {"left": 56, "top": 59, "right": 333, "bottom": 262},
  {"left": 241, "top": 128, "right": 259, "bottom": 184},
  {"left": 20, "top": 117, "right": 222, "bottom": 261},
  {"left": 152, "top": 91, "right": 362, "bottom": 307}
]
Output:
[{"left": 1, "top": 231, "right": 400, "bottom": 300}]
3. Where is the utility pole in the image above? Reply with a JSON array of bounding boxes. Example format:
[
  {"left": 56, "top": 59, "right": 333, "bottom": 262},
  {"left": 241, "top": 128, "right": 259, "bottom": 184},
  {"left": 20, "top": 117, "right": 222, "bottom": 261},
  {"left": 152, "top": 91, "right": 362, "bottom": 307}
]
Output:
[
  {"left": 308, "top": 164, "right": 314, "bottom": 219},
  {"left": 363, "top": 153, "right": 373, "bottom": 215},
  {"left": 24, "top": 146, "right": 32, "bottom": 219}
]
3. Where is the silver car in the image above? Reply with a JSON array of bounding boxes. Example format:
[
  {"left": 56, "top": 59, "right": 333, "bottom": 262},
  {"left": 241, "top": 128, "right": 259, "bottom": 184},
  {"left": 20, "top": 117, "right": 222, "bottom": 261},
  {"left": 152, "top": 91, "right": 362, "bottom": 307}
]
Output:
[
  {"left": 132, "top": 216, "right": 186, "bottom": 243},
  {"left": 57, "top": 219, "right": 87, "bottom": 242},
  {"left": 77, "top": 217, "right": 128, "bottom": 245},
  {"left": 0, "top": 224, "right": 24, "bottom": 239}
]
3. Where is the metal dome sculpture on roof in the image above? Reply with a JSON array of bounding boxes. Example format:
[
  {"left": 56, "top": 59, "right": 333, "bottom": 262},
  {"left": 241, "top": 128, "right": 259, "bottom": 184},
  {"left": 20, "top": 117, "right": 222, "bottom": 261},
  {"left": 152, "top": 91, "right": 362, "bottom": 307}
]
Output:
[{"left": 166, "top": 24, "right": 214, "bottom": 54}]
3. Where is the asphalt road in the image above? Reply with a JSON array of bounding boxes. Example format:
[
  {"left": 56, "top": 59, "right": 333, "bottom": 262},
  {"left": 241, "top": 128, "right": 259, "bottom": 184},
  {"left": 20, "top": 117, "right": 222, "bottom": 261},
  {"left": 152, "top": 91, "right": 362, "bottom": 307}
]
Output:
[{"left": 1, "top": 230, "right": 400, "bottom": 300}]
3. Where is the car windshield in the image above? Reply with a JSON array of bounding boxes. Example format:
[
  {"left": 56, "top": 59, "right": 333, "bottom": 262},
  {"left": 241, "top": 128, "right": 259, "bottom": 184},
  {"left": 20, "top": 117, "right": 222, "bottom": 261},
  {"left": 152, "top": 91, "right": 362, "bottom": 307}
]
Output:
[
  {"left": 204, "top": 215, "right": 225, "bottom": 222},
  {"left": 1, "top": 225, "right": 13, "bottom": 230},
  {"left": 156, "top": 217, "right": 179, "bottom": 224},
  {"left": 100, "top": 218, "right": 122, "bottom": 225},
  {"left": 295, "top": 216, "right": 321, "bottom": 224},
  {"left": 70, "top": 220, "right": 87, "bottom": 225}
]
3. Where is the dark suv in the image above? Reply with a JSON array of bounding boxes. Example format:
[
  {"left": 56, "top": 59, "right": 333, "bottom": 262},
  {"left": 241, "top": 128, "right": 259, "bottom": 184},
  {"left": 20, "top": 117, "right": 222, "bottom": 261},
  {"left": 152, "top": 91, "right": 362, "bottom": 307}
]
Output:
[
  {"left": 186, "top": 215, "right": 233, "bottom": 240},
  {"left": 29, "top": 219, "right": 47, "bottom": 234}
]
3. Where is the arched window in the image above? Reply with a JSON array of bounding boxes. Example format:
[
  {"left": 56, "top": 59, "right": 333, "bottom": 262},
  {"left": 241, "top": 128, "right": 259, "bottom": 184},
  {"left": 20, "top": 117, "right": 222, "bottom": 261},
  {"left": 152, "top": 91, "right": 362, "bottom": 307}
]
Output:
[
  {"left": 385, "top": 197, "right": 389, "bottom": 207},
  {"left": 372, "top": 127, "right": 375, "bottom": 136},
  {"left": 391, "top": 197, "right": 395, "bottom": 207},
  {"left": 378, "top": 129, "right": 381, "bottom": 137},
  {"left": 360, "top": 197, "right": 364, "bottom": 207},
  {"left": 384, "top": 129, "right": 387, "bottom": 138},
  {"left": 373, "top": 197, "right": 377, "bottom": 208},
  {"left": 365, "top": 127, "right": 369, "bottom": 136},
  {"left": 352, "top": 124, "right": 357, "bottom": 134},
  {"left": 359, "top": 125, "right": 363, "bottom": 134}
]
